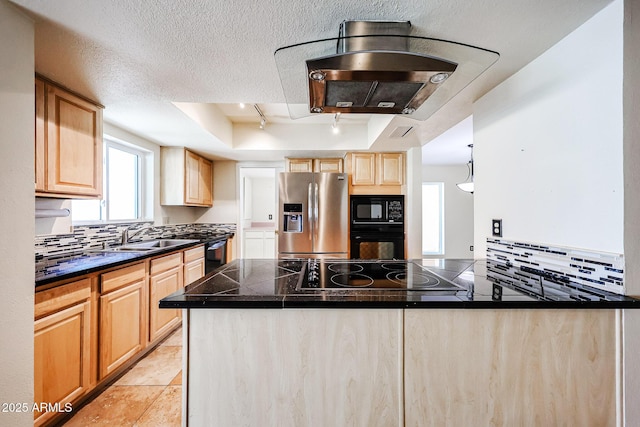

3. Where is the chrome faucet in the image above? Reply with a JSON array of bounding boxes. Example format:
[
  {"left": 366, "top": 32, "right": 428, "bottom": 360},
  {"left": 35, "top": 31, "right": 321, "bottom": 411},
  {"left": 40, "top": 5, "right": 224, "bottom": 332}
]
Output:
[{"left": 121, "top": 225, "right": 152, "bottom": 245}]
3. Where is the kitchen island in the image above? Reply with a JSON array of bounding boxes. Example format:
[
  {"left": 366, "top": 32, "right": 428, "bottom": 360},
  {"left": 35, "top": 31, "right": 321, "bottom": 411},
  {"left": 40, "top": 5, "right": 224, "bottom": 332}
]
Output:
[{"left": 160, "top": 258, "right": 639, "bottom": 426}]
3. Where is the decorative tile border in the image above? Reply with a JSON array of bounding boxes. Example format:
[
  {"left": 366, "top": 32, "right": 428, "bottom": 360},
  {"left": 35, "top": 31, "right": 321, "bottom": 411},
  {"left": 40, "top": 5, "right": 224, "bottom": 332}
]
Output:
[
  {"left": 486, "top": 238, "right": 624, "bottom": 296},
  {"left": 35, "top": 222, "right": 236, "bottom": 258}
]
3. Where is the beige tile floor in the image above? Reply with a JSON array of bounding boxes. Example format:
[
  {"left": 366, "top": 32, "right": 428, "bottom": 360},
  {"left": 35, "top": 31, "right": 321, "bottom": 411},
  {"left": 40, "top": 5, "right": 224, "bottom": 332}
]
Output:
[{"left": 63, "top": 327, "right": 183, "bottom": 426}]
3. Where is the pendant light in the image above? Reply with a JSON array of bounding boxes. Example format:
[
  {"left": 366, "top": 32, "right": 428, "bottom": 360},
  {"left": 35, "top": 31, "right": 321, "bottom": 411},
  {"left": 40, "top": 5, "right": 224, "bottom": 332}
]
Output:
[{"left": 456, "top": 144, "right": 474, "bottom": 193}]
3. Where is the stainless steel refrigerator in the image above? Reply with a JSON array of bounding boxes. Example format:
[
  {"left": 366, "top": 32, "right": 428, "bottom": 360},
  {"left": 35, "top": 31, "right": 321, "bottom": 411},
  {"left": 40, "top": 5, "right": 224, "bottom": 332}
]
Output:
[{"left": 278, "top": 172, "right": 348, "bottom": 258}]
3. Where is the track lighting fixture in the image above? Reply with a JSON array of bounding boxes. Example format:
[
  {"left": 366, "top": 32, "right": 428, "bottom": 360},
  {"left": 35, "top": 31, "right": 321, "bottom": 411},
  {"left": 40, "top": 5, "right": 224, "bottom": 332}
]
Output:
[
  {"left": 254, "top": 104, "right": 267, "bottom": 130},
  {"left": 332, "top": 113, "right": 341, "bottom": 134}
]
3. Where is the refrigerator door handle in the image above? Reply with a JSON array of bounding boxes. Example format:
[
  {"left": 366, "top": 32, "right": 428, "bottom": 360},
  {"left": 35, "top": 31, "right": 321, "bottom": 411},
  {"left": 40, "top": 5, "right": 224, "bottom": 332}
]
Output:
[
  {"left": 314, "top": 183, "right": 319, "bottom": 242},
  {"left": 308, "top": 183, "right": 313, "bottom": 240}
]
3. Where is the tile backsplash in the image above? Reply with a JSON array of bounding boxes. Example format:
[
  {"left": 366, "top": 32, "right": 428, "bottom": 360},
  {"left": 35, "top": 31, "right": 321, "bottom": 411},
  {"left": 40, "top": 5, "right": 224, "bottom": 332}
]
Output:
[
  {"left": 35, "top": 222, "right": 236, "bottom": 258},
  {"left": 486, "top": 238, "right": 625, "bottom": 296}
]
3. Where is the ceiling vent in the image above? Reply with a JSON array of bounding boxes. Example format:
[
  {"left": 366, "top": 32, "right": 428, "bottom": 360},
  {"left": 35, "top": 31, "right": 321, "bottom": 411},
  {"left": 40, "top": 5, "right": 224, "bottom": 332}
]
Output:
[
  {"left": 389, "top": 126, "right": 414, "bottom": 138},
  {"left": 274, "top": 21, "right": 499, "bottom": 121}
]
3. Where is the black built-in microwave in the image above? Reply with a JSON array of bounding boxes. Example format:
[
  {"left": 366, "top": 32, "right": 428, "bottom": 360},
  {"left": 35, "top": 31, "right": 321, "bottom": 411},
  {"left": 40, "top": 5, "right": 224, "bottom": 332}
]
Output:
[
  {"left": 350, "top": 195, "right": 404, "bottom": 225},
  {"left": 350, "top": 195, "right": 404, "bottom": 259}
]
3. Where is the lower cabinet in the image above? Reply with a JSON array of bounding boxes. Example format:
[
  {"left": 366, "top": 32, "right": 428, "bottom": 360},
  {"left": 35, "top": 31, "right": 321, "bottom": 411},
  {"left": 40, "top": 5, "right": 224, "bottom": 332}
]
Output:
[
  {"left": 99, "top": 263, "right": 146, "bottom": 379},
  {"left": 149, "top": 253, "right": 183, "bottom": 342},
  {"left": 183, "top": 245, "right": 205, "bottom": 286},
  {"left": 34, "top": 278, "right": 92, "bottom": 427},
  {"left": 243, "top": 230, "right": 276, "bottom": 259},
  {"left": 35, "top": 247, "right": 191, "bottom": 426}
]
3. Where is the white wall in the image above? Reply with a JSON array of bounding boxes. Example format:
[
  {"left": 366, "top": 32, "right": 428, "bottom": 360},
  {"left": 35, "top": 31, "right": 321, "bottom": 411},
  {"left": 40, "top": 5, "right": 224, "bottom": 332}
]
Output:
[
  {"left": 473, "top": 2, "right": 640, "bottom": 424},
  {"left": 422, "top": 165, "right": 474, "bottom": 259},
  {"left": 196, "top": 160, "right": 239, "bottom": 224},
  {"left": 473, "top": 0, "right": 623, "bottom": 257},
  {"left": 0, "top": 2, "right": 34, "bottom": 425},
  {"left": 249, "top": 178, "right": 276, "bottom": 222}
]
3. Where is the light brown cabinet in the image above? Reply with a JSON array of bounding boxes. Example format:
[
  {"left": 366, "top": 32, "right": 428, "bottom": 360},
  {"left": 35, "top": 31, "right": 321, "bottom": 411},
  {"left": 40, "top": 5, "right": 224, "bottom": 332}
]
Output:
[
  {"left": 161, "top": 147, "right": 213, "bottom": 207},
  {"left": 348, "top": 152, "right": 405, "bottom": 186},
  {"left": 34, "top": 245, "right": 199, "bottom": 425},
  {"left": 285, "top": 157, "right": 344, "bottom": 173},
  {"left": 350, "top": 153, "right": 377, "bottom": 185},
  {"left": 149, "top": 253, "right": 183, "bottom": 342},
  {"left": 378, "top": 152, "right": 405, "bottom": 185},
  {"left": 35, "top": 76, "right": 103, "bottom": 199},
  {"left": 184, "top": 245, "right": 205, "bottom": 286},
  {"left": 99, "top": 263, "right": 146, "bottom": 379},
  {"left": 285, "top": 158, "right": 313, "bottom": 172},
  {"left": 200, "top": 159, "right": 213, "bottom": 206},
  {"left": 34, "top": 278, "right": 93, "bottom": 427}
]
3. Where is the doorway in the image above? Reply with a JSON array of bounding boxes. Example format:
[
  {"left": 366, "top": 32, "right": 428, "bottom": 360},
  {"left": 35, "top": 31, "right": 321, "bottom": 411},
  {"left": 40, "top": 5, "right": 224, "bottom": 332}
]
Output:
[{"left": 238, "top": 166, "right": 281, "bottom": 259}]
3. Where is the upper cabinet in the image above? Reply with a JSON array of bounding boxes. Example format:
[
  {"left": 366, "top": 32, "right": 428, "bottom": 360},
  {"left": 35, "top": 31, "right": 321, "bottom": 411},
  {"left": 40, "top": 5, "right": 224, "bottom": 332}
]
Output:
[
  {"left": 35, "top": 76, "right": 104, "bottom": 199},
  {"left": 285, "top": 157, "right": 344, "bottom": 173},
  {"left": 377, "top": 152, "right": 405, "bottom": 186},
  {"left": 161, "top": 147, "right": 213, "bottom": 207},
  {"left": 347, "top": 152, "right": 405, "bottom": 193}
]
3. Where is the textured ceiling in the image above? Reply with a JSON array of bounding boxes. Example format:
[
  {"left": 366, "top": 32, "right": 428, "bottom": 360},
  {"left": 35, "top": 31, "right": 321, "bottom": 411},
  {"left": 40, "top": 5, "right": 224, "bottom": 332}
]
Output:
[{"left": 10, "top": 0, "right": 612, "bottom": 162}]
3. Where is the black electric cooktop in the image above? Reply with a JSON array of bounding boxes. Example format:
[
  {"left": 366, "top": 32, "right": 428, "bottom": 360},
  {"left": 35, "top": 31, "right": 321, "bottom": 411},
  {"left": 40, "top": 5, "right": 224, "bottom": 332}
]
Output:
[{"left": 298, "top": 259, "right": 466, "bottom": 291}]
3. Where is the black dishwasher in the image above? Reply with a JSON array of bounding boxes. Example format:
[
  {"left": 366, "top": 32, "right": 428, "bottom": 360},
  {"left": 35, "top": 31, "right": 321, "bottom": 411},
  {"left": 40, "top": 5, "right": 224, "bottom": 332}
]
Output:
[{"left": 205, "top": 237, "right": 228, "bottom": 273}]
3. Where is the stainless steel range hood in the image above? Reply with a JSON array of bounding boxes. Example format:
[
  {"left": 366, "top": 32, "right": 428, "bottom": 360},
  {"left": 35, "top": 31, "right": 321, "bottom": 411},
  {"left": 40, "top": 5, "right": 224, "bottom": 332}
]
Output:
[{"left": 274, "top": 21, "right": 499, "bottom": 121}]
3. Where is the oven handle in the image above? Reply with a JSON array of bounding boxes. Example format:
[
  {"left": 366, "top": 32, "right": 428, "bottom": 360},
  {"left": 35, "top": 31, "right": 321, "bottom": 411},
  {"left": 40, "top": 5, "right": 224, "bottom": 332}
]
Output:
[
  {"left": 352, "top": 221, "right": 404, "bottom": 225},
  {"left": 352, "top": 235, "right": 404, "bottom": 239}
]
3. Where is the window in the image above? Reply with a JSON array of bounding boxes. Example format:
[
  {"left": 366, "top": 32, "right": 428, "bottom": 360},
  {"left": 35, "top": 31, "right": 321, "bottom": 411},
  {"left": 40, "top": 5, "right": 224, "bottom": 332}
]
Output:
[
  {"left": 422, "top": 182, "right": 444, "bottom": 255},
  {"left": 72, "top": 138, "right": 147, "bottom": 222}
]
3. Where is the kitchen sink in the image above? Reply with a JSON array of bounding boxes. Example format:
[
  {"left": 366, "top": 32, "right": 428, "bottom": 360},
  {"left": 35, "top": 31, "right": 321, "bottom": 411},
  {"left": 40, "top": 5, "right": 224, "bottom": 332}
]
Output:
[{"left": 95, "top": 239, "right": 199, "bottom": 253}]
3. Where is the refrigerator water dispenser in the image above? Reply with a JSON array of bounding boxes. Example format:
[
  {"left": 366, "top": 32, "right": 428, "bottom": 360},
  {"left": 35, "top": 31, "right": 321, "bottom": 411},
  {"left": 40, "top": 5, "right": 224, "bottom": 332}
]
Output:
[{"left": 283, "top": 203, "right": 303, "bottom": 233}]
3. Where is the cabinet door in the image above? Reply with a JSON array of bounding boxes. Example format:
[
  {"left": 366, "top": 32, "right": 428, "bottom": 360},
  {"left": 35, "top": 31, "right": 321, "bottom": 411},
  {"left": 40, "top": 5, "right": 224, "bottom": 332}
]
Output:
[
  {"left": 184, "top": 245, "right": 205, "bottom": 286},
  {"left": 378, "top": 153, "right": 404, "bottom": 186},
  {"left": 35, "top": 78, "right": 46, "bottom": 192},
  {"left": 200, "top": 158, "right": 213, "bottom": 206},
  {"left": 286, "top": 158, "right": 313, "bottom": 172},
  {"left": 149, "top": 266, "right": 182, "bottom": 342},
  {"left": 244, "top": 231, "right": 264, "bottom": 259},
  {"left": 45, "top": 84, "right": 102, "bottom": 197},
  {"left": 185, "top": 259, "right": 205, "bottom": 286},
  {"left": 99, "top": 280, "right": 145, "bottom": 379},
  {"left": 263, "top": 231, "right": 276, "bottom": 259},
  {"left": 34, "top": 301, "right": 91, "bottom": 426},
  {"left": 351, "top": 153, "right": 376, "bottom": 185},
  {"left": 314, "top": 158, "right": 343, "bottom": 173},
  {"left": 185, "top": 150, "right": 201, "bottom": 204}
]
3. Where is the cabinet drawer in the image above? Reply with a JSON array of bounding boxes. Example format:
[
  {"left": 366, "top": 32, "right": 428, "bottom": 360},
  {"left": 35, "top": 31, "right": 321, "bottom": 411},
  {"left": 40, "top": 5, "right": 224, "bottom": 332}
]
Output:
[
  {"left": 101, "top": 262, "right": 146, "bottom": 294},
  {"left": 35, "top": 278, "right": 91, "bottom": 319},
  {"left": 184, "top": 245, "right": 204, "bottom": 263},
  {"left": 245, "top": 230, "right": 264, "bottom": 239},
  {"left": 150, "top": 252, "right": 183, "bottom": 275}
]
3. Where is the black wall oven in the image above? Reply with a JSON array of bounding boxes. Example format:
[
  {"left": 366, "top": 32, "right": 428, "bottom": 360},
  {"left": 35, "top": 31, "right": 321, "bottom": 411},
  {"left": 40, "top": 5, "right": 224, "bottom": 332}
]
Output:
[{"left": 350, "top": 195, "right": 405, "bottom": 260}]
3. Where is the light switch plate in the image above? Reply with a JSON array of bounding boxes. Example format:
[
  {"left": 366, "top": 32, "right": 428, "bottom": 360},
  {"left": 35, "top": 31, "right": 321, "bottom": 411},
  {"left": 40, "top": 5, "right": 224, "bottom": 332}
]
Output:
[{"left": 492, "top": 219, "right": 502, "bottom": 237}]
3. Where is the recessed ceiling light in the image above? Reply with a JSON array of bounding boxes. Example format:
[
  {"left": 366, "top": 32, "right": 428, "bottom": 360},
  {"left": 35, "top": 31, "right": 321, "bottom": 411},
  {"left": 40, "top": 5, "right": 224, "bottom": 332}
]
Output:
[
  {"left": 309, "top": 70, "right": 326, "bottom": 81},
  {"left": 430, "top": 73, "right": 450, "bottom": 84}
]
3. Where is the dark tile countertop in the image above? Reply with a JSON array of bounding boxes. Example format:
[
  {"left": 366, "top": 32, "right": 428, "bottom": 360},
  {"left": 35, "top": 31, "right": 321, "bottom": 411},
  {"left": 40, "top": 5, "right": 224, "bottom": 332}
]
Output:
[
  {"left": 160, "top": 258, "right": 640, "bottom": 309},
  {"left": 35, "top": 233, "right": 233, "bottom": 288}
]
